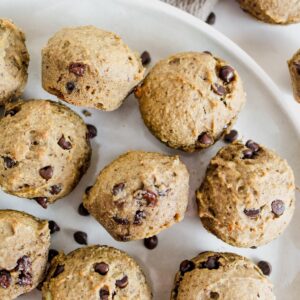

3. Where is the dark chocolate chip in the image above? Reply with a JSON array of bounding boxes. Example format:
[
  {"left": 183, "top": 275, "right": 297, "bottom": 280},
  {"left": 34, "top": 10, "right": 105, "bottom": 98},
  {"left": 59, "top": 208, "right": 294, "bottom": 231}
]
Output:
[
  {"left": 5, "top": 107, "right": 20, "bottom": 117},
  {"left": 66, "top": 81, "right": 75, "bottom": 93},
  {"left": 86, "top": 124, "right": 97, "bottom": 139},
  {"left": 219, "top": 66, "right": 235, "bottom": 83},
  {"left": 48, "top": 249, "right": 59, "bottom": 263},
  {"left": 16, "top": 256, "right": 32, "bottom": 286},
  {"left": 293, "top": 62, "right": 300, "bottom": 75},
  {"left": 212, "top": 83, "right": 226, "bottom": 96},
  {"left": 143, "top": 190, "right": 158, "bottom": 207},
  {"left": 85, "top": 186, "right": 93, "bottom": 194},
  {"left": 251, "top": 246, "right": 257, "bottom": 249},
  {"left": 34, "top": 197, "right": 48, "bottom": 209},
  {"left": 94, "top": 262, "right": 109, "bottom": 275},
  {"left": 2, "top": 156, "right": 17, "bottom": 168},
  {"left": 140, "top": 51, "right": 151, "bottom": 66},
  {"left": 180, "top": 260, "right": 195, "bottom": 274},
  {"left": 69, "top": 62, "right": 86, "bottom": 76},
  {"left": 18, "top": 273, "right": 32, "bottom": 286},
  {"left": 242, "top": 149, "right": 254, "bottom": 159},
  {"left": 58, "top": 135, "right": 72, "bottom": 150},
  {"left": 245, "top": 140, "right": 260, "bottom": 152},
  {"left": 210, "top": 291, "right": 220, "bottom": 299},
  {"left": 144, "top": 235, "right": 158, "bottom": 250},
  {"left": 116, "top": 275, "right": 128, "bottom": 289},
  {"left": 39, "top": 166, "right": 53, "bottom": 181},
  {"left": 203, "top": 51, "right": 212, "bottom": 55},
  {"left": 100, "top": 287, "right": 110, "bottom": 300},
  {"left": 200, "top": 255, "right": 220, "bottom": 270},
  {"left": 52, "top": 264, "right": 64, "bottom": 278},
  {"left": 271, "top": 200, "right": 285, "bottom": 217},
  {"left": 78, "top": 203, "right": 90, "bottom": 216},
  {"left": 224, "top": 130, "right": 238, "bottom": 143},
  {"left": 257, "top": 260, "right": 272, "bottom": 276},
  {"left": 50, "top": 184, "right": 62, "bottom": 195},
  {"left": 48, "top": 220, "right": 60, "bottom": 234},
  {"left": 244, "top": 208, "right": 260, "bottom": 218},
  {"left": 112, "top": 216, "right": 129, "bottom": 225},
  {"left": 206, "top": 12, "right": 216, "bottom": 25},
  {"left": 74, "top": 231, "right": 88, "bottom": 245},
  {"left": 133, "top": 210, "right": 146, "bottom": 225},
  {"left": 112, "top": 183, "right": 125, "bottom": 195},
  {"left": 198, "top": 132, "right": 213, "bottom": 145},
  {"left": 0, "top": 270, "right": 11, "bottom": 288}
]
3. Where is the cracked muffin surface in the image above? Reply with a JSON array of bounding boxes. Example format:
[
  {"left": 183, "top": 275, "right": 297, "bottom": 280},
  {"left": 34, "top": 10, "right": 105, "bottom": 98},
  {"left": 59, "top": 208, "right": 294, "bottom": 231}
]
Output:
[
  {"left": 196, "top": 141, "right": 295, "bottom": 248},
  {"left": 0, "top": 99, "right": 91, "bottom": 207},
  {"left": 0, "top": 209, "right": 50, "bottom": 299},
  {"left": 135, "top": 52, "right": 246, "bottom": 152},
  {"left": 83, "top": 151, "right": 189, "bottom": 241}
]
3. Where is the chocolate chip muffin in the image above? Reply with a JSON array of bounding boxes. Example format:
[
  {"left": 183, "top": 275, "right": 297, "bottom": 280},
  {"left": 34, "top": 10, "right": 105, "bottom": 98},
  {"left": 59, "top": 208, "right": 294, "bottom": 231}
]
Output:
[
  {"left": 171, "top": 251, "right": 275, "bottom": 299},
  {"left": 288, "top": 49, "right": 300, "bottom": 103},
  {"left": 42, "top": 245, "right": 152, "bottom": 299},
  {"left": 135, "top": 52, "right": 246, "bottom": 152},
  {"left": 0, "top": 99, "right": 91, "bottom": 208},
  {"left": 42, "top": 25, "right": 145, "bottom": 111},
  {"left": 0, "top": 209, "right": 50, "bottom": 299},
  {"left": 238, "top": 0, "right": 300, "bottom": 24},
  {"left": 0, "top": 19, "right": 29, "bottom": 105},
  {"left": 196, "top": 141, "right": 295, "bottom": 248},
  {"left": 83, "top": 151, "right": 189, "bottom": 241}
]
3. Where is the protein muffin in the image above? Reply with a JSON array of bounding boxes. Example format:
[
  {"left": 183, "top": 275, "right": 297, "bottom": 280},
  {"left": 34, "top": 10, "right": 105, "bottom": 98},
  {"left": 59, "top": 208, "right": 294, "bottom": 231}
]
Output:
[{"left": 288, "top": 49, "right": 300, "bottom": 103}]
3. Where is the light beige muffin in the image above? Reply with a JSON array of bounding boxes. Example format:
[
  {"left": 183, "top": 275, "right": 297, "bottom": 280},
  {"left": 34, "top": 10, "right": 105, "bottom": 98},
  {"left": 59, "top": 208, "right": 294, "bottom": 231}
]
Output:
[
  {"left": 135, "top": 52, "right": 246, "bottom": 152},
  {"left": 196, "top": 141, "right": 295, "bottom": 248},
  {"left": 83, "top": 151, "right": 189, "bottom": 241},
  {"left": 42, "top": 25, "right": 145, "bottom": 111},
  {"left": 170, "top": 251, "right": 275, "bottom": 300},
  {"left": 238, "top": 0, "right": 300, "bottom": 24},
  {"left": 42, "top": 245, "right": 152, "bottom": 300},
  {"left": 288, "top": 49, "right": 300, "bottom": 102},
  {"left": 0, "top": 19, "right": 29, "bottom": 105},
  {"left": 0, "top": 99, "right": 91, "bottom": 208},
  {"left": 0, "top": 210, "right": 50, "bottom": 299}
]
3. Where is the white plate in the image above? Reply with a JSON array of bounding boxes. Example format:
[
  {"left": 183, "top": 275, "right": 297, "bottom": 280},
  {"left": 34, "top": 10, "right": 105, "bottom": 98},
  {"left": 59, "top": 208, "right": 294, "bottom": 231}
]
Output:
[{"left": 0, "top": 0, "right": 299, "bottom": 299}]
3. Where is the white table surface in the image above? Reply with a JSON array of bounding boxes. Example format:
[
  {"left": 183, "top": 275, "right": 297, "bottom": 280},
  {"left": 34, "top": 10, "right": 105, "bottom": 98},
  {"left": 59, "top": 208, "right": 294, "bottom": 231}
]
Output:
[{"left": 213, "top": 0, "right": 300, "bottom": 129}]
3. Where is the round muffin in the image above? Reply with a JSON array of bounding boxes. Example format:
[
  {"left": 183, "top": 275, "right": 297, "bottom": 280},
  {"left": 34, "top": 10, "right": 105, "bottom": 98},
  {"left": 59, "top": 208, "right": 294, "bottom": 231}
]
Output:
[
  {"left": 42, "top": 25, "right": 145, "bottom": 111},
  {"left": 0, "top": 209, "right": 50, "bottom": 299},
  {"left": 0, "top": 99, "right": 91, "bottom": 207},
  {"left": 170, "top": 251, "right": 275, "bottom": 300},
  {"left": 135, "top": 52, "right": 246, "bottom": 152},
  {"left": 42, "top": 245, "right": 152, "bottom": 300},
  {"left": 83, "top": 151, "right": 189, "bottom": 241},
  {"left": 288, "top": 49, "right": 300, "bottom": 103},
  {"left": 238, "top": 0, "right": 300, "bottom": 24},
  {"left": 196, "top": 141, "right": 295, "bottom": 248},
  {"left": 0, "top": 19, "right": 29, "bottom": 105}
]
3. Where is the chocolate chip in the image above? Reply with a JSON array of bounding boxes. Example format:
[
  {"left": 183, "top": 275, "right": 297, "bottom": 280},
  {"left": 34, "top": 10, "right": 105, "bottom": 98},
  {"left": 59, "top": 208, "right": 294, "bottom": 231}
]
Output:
[
  {"left": 66, "top": 81, "right": 75, "bottom": 93},
  {"left": 219, "top": 66, "right": 235, "bottom": 83},
  {"left": 0, "top": 270, "right": 11, "bottom": 288},
  {"left": 58, "top": 135, "right": 72, "bottom": 150},
  {"left": 112, "top": 183, "right": 125, "bottom": 195},
  {"left": 212, "top": 83, "right": 226, "bottom": 96},
  {"left": 48, "top": 249, "right": 59, "bottom": 263},
  {"left": 133, "top": 210, "right": 146, "bottom": 225},
  {"left": 244, "top": 208, "right": 260, "bottom": 218},
  {"left": 293, "top": 62, "right": 300, "bottom": 75},
  {"left": 16, "top": 256, "right": 32, "bottom": 286},
  {"left": 242, "top": 149, "right": 254, "bottom": 159},
  {"left": 85, "top": 186, "right": 93, "bottom": 194},
  {"left": 94, "top": 262, "right": 109, "bottom": 275},
  {"left": 52, "top": 264, "right": 64, "bottom": 278},
  {"left": 203, "top": 51, "right": 212, "bottom": 55},
  {"left": 198, "top": 132, "right": 213, "bottom": 145},
  {"left": 257, "top": 260, "right": 272, "bottom": 276},
  {"left": 224, "top": 130, "right": 238, "bottom": 143},
  {"left": 245, "top": 140, "right": 260, "bottom": 153},
  {"left": 271, "top": 200, "right": 285, "bottom": 217},
  {"left": 100, "top": 287, "right": 110, "bottom": 300},
  {"left": 180, "top": 260, "right": 195, "bottom": 274},
  {"left": 251, "top": 246, "right": 257, "bottom": 249},
  {"left": 86, "top": 124, "right": 97, "bottom": 139},
  {"left": 5, "top": 107, "right": 20, "bottom": 117},
  {"left": 206, "top": 12, "right": 216, "bottom": 25},
  {"left": 140, "top": 51, "right": 151, "bottom": 66},
  {"left": 2, "top": 156, "right": 17, "bottom": 168},
  {"left": 18, "top": 273, "right": 32, "bottom": 286},
  {"left": 74, "top": 231, "right": 88, "bottom": 245},
  {"left": 50, "top": 184, "right": 62, "bottom": 195},
  {"left": 200, "top": 256, "right": 220, "bottom": 270},
  {"left": 69, "top": 62, "right": 86, "bottom": 76},
  {"left": 116, "top": 275, "right": 128, "bottom": 289},
  {"left": 48, "top": 220, "right": 60, "bottom": 234},
  {"left": 210, "top": 291, "right": 220, "bottom": 299},
  {"left": 34, "top": 197, "right": 48, "bottom": 209},
  {"left": 143, "top": 190, "right": 158, "bottom": 207},
  {"left": 39, "top": 166, "right": 53, "bottom": 181},
  {"left": 144, "top": 235, "right": 158, "bottom": 250},
  {"left": 113, "top": 216, "right": 129, "bottom": 225},
  {"left": 78, "top": 203, "right": 90, "bottom": 216}
]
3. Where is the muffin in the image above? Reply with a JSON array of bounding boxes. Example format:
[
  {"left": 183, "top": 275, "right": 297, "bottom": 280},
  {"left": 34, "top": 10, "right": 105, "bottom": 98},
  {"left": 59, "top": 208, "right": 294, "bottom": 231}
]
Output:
[
  {"left": 135, "top": 52, "right": 246, "bottom": 152},
  {"left": 42, "top": 25, "right": 145, "bottom": 111},
  {"left": 0, "top": 99, "right": 91, "bottom": 207},
  {"left": 171, "top": 251, "right": 275, "bottom": 299},
  {"left": 42, "top": 245, "right": 152, "bottom": 299},
  {"left": 0, "top": 209, "right": 50, "bottom": 299},
  {"left": 288, "top": 49, "right": 300, "bottom": 102},
  {"left": 196, "top": 141, "right": 295, "bottom": 248},
  {"left": 0, "top": 19, "right": 29, "bottom": 105},
  {"left": 83, "top": 151, "right": 189, "bottom": 241}
]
